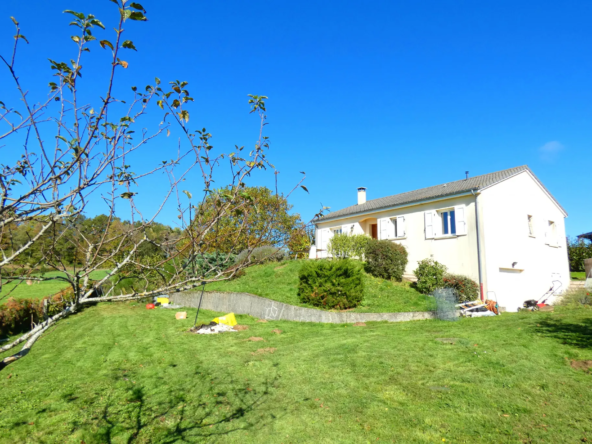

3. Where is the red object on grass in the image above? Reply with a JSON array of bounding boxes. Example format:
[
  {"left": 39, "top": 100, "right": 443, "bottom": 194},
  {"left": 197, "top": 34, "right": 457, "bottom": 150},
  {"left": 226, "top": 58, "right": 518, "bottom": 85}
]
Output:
[
  {"left": 146, "top": 303, "right": 155, "bottom": 310},
  {"left": 537, "top": 303, "right": 546, "bottom": 307}
]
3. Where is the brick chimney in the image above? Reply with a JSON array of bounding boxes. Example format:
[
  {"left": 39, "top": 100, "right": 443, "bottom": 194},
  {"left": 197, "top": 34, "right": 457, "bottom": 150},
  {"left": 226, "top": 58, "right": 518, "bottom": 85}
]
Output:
[{"left": 357, "top": 187, "right": 366, "bottom": 205}]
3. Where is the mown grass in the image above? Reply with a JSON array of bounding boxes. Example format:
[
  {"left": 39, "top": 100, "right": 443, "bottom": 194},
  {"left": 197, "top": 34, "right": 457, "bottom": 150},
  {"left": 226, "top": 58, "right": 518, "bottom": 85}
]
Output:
[
  {"left": 572, "top": 271, "right": 587, "bottom": 281},
  {"left": 0, "top": 270, "right": 110, "bottom": 303},
  {"left": 206, "top": 260, "right": 430, "bottom": 313},
  {"left": 1, "top": 303, "right": 592, "bottom": 443}
]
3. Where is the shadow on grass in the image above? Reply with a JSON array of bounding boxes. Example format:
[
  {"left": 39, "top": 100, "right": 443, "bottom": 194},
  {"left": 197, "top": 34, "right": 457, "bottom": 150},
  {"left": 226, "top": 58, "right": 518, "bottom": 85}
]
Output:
[
  {"left": 533, "top": 317, "right": 592, "bottom": 349},
  {"left": 87, "top": 367, "right": 280, "bottom": 443}
]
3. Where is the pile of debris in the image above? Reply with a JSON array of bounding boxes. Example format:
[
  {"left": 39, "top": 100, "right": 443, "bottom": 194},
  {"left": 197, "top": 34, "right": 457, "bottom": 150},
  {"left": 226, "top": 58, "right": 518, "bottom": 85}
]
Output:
[
  {"left": 189, "top": 312, "right": 240, "bottom": 335},
  {"left": 190, "top": 322, "right": 237, "bottom": 335}
]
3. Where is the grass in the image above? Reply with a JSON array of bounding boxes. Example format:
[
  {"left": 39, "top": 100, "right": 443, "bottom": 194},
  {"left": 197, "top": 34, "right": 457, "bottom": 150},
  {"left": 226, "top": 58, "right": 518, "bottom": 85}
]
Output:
[
  {"left": 1, "top": 270, "right": 111, "bottom": 303},
  {"left": 1, "top": 303, "right": 592, "bottom": 443},
  {"left": 206, "top": 260, "right": 430, "bottom": 313},
  {"left": 572, "top": 271, "right": 588, "bottom": 281}
]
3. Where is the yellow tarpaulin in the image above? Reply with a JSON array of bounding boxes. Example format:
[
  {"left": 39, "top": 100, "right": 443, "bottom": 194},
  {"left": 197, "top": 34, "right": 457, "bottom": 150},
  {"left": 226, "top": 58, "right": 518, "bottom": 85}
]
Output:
[
  {"left": 212, "top": 313, "right": 237, "bottom": 327},
  {"left": 157, "top": 297, "right": 170, "bottom": 304}
]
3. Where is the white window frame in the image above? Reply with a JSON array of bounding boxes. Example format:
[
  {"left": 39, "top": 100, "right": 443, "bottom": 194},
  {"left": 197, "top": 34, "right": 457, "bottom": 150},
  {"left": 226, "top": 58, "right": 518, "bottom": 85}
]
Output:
[
  {"left": 331, "top": 227, "right": 343, "bottom": 236},
  {"left": 389, "top": 216, "right": 406, "bottom": 239},
  {"left": 546, "top": 220, "right": 559, "bottom": 247},
  {"left": 436, "top": 207, "right": 457, "bottom": 238}
]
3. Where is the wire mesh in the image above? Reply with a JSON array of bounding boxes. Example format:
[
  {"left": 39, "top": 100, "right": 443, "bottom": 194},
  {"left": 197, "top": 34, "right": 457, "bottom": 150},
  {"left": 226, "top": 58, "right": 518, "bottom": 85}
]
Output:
[{"left": 433, "top": 287, "right": 459, "bottom": 321}]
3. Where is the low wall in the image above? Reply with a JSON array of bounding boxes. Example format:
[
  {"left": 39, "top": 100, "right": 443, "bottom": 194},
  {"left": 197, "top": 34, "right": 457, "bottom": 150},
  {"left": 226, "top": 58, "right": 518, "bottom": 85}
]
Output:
[{"left": 170, "top": 291, "right": 436, "bottom": 324}]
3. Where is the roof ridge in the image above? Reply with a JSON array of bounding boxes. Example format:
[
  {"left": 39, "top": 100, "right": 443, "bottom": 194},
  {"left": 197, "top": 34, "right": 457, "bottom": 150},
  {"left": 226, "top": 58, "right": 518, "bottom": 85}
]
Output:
[
  {"left": 318, "top": 165, "right": 540, "bottom": 222},
  {"left": 359, "top": 165, "right": 529, "bottom": 207}
]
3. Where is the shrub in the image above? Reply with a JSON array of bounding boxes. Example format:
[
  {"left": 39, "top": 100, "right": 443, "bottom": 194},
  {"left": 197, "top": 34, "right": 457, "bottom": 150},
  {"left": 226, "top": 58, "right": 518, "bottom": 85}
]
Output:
[
  {"left": 235, "top": 246, "right": 286, "bottom": 265},
  {"left": 0, "top": 290, "right": 74, "bottom": 337},
  {"left": 559, "top": 289, "right": 592, "bottom": 307},
  {"left": 186, "top": 253, "right": 237, "bottom": 278},
  {"left": 568, "top": 237, "right": 592, "bottom": 272},
  {"left": 327, "top": 233, "right": 369, "bottom": 259},
  {"left": 442, "top": 273, "right": 479, "bottom": 302},
  {"left": 364, "top": 239, "right": 408, "bottom": 281},
  {"left": 298, "top": 259, "right": 364, "bottom": 309},
  {"left": 414, "top": 259, "right": 447, "bottom": 294}
]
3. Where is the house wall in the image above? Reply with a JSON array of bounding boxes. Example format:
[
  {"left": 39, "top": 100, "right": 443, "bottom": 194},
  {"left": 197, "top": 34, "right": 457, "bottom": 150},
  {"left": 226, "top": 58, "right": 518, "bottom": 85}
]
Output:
[
  {"left": 478, "top": 171, "right": 569, "bottom": 312},
  {"left": 315, "top": 194, "right": 480, "bottom": 282}
]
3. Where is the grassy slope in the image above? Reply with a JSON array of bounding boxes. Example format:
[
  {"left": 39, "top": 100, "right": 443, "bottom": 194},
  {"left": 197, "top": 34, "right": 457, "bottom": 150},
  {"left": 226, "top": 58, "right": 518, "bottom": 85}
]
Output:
[
  {"left": 1, "top": 270, "right": 110, "bottom": 302},
  {"left": 1, "top": 304, "right": 592, "bottom": 443},
  {"left": 206, "top": 260, "right": 430, "bottom": 313},
  {"left": 572, "top": 272, "right": 587, "bottom": 281}
]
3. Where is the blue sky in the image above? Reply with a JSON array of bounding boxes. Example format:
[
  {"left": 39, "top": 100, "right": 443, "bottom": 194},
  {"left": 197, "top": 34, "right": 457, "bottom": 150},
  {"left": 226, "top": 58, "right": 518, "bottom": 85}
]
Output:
[{"left": 1, "top": 1, "right": 590, "bottom": 236}]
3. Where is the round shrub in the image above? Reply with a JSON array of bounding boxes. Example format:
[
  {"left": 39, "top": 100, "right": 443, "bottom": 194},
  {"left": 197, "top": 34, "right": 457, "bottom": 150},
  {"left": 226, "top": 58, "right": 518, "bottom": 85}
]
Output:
[
  {"left": 364, "top": 240, "right": 408, "bottom": 281},
  {"left": 414, "top": 259, "right": 447, "bottom": 294},
  {"left": 298, "top": 259, "right": 364, "bottom": 309},
  {"left": 442, "top": 273, "right": 479, "bottom": 302}
]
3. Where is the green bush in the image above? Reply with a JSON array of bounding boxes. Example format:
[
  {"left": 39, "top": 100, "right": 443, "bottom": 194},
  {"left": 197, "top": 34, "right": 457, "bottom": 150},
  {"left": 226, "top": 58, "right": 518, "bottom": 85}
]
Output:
[
  {"left": 188, "top": 252, "right": 237, "bottom": 278},
  {"left": 327, "top": 233, "right": 369, "bottom": 259},
  {"left": 442, "top": 273, "right": 479, "bottom": 302},
  {"left": 568, "top": 237, "right": 592, "bottom": 272},
  {"left": 298, "top": 259, "right": 364, "bottom": 309},
  {"left": 414, "top": 259, "right": 447, "bottom": 294},
  {"left": 364, "top": 239, "right": 408, "bottom": 281}
]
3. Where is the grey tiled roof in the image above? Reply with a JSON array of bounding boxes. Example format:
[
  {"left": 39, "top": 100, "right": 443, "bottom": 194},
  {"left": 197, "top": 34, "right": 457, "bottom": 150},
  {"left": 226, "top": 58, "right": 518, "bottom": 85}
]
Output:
[{"left": 318, "top": 165, "right": 566, "bottom": 222}]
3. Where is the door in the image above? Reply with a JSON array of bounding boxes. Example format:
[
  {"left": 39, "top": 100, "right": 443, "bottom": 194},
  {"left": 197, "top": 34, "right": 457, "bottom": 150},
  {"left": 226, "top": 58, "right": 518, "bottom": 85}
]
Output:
[{"left": 371, "top": 224, "right": 378, "bottom": 239}]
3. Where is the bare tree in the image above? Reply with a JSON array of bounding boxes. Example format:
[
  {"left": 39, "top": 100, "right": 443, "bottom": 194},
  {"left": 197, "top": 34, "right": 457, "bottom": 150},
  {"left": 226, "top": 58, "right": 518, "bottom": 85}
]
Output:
[{"left": 0, "top": 2, "right": 310, "bottom": 369}]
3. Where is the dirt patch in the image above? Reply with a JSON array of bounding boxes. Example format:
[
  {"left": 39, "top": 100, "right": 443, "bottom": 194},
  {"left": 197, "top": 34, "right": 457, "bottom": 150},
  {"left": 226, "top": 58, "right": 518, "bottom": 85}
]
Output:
[
  {"left": 274, "top": 264, "right": 287, "bottom": 270},
  {"left": 571, "top": 360, "right": 592, "bottom": 372},
  {"left": 256, "top": 319, "right": 268, "bottom": 323},
  {"left": 233, "top": 325, "right": 249, "bottom": 331},
  {"left": 248, "top": 337, "right": 265, "bottom": 342},
  {"left": 353, "top": 322, "right": 366, "bottom": 327},
  {"left": 271, "top": 329, "right": 282, "bottom": 334},
  {"left": 252, "top": 347, "right": 276, "bottom": 356}
]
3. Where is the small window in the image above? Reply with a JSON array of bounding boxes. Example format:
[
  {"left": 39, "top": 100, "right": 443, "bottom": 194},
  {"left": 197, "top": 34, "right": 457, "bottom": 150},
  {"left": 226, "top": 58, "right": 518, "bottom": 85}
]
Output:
[
  {"left": 548, "top": 221, "right": 557, "bottom": 246},
  {"left": 332, "top": 228, "right": 342, "bottom": 235},
  {"left": 527, "top": 215, "right": 534, "bottom": 236},
  {"left": 440, "top": 209, "right": 456, "bottom": 236},
  {"left": 393, "top": 218, "right": 398, "bottom": 238}
]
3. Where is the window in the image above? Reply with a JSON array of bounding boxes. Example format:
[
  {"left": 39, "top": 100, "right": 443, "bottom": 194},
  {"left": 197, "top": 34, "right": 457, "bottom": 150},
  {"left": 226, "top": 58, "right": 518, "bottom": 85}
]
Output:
[
  {"left": 388, "top": 216, "right": 406, "bottom": 238},
  {"left": 332, "top": 228, "right": 342, "bottom": 235},
  {"left": 527, "top": 215, "right": 534, "bottom": 236},
  {"left": 547, "top": 221, "right": 557, "bottom": 246},
  {"left": 440, "top": 209, "right": 456, "bottom": 236},
  {"left": 425, "top": 205, "right": 466, "bottom": 239}
]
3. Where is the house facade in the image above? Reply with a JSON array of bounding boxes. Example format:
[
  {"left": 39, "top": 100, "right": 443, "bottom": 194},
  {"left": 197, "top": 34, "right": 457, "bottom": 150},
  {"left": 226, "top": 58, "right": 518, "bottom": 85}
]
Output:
[{"left": 312, "top": 166, "right": 569, "bottom": 312}]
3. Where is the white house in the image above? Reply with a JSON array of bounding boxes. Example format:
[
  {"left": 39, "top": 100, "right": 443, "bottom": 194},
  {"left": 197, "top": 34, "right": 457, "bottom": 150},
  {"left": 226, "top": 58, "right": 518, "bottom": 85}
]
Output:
[{"left": 312, "top": 166, "right": 569, "bottom": 312}]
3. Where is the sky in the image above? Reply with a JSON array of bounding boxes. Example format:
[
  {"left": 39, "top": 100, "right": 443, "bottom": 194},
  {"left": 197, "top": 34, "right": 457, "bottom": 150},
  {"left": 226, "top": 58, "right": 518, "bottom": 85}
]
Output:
[{"left": 1, "top": 0, "right": 590, "bottom": 237}]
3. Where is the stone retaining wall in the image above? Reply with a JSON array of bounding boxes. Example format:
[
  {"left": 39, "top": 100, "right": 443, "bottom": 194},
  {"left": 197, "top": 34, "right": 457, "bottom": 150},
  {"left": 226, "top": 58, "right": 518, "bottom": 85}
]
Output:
[{"left": 170, "top": 291, "right": 436, "bottom": 324}]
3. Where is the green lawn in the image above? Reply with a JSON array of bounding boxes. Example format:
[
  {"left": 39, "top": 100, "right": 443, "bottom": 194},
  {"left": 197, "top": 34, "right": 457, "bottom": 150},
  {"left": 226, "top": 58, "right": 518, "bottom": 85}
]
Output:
[
  {"left": 1, "top": 303, "right": 592, "bottom": 443},
  {"left": 1, "top": 270, "right": 111, "bottom": 303},
  {"left": 207, "top": 260, "right": 430, "bottom": 312},
  {"left": 572, "top": 271, "right": 587, "bottom": 281}
]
